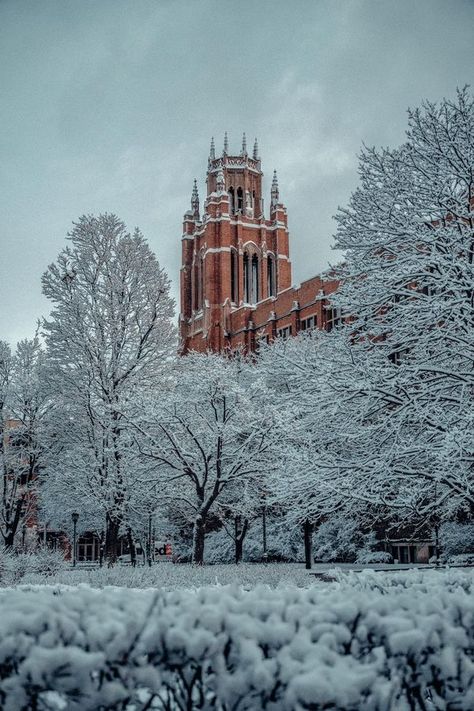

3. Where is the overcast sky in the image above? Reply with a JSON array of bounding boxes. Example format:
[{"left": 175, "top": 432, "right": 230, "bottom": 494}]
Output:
[{"left": 0, "top": 0, "right": 472, "bottom": 346}]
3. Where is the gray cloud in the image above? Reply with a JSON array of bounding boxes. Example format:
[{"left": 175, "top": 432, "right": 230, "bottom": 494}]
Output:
[{"left": 0, "top": 0, "right": 472, "bottom": 345}]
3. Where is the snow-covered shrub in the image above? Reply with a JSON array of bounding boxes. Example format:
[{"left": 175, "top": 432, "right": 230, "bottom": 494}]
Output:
[
  {"left": 4, "top": 562, "right": 313, "bottom": 590},
  {"left": 205, "top": 518, "right": 302, "bottom": 564},
  {"left": 330, "top": 567, "right": 474, "bottom": 594},
  {"left": 203, "top": 528, "right": 234, "bottom": 563},
  {"left": 28, "top": 548, "right": 66, "bottom": 576},
  {"left": 356, "top": 550, "right": 393, "bottom": 564},
  {"left": 0, "top": 547, "right": 66, "bottom": 586},
  {"left": 440, "top": 522, "right": 474, "bottom": 558},
  {"left": 1, "top": 582, "right": 474, "bottom": 709},
  {"left": 314, "top": 516, "right": 376, "bottom": 562},
  {"left": 446, "top": 553, "right": 474, "bottom": 566}
]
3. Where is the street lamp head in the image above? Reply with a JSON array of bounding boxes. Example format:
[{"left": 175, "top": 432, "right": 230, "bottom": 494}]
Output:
[{"left": 71, "top": 512, "right": 79, "bottom": 524}]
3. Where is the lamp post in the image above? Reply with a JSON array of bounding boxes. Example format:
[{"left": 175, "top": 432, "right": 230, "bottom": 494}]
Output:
[{"left": 71, "top": 512, "right": 79, "bottom": 567}]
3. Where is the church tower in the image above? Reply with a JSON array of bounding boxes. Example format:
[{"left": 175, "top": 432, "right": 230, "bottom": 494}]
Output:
[{"left": 180, "top": 134, "right": 292, "bottom": 353}]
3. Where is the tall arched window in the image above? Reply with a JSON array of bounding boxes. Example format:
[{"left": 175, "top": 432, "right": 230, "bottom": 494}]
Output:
[
  {"left": 230, "top": 249, "right": 238, "bottom": 303},
  {"left": 237, "top": 187, "right": 243, "bottom": 213},
  {"left": 251, "top": 254, "right": 259, "bottom": 303},
  {"left": 199, "top": 255, "right": 204, "bottom": 309},
  {"left": 193, "top": 261, "right": 199, "bottom": 311},
  {"left": 228, "top": 187, "right": 235, "bottom": 214},
  {"left": 243, "top": 251, "right": 259, "bottom": 304},
  {"left": 267, "top": 255, "right": 276, "bottom": 297},
  {"left": 243, "top": 253, "right": 250, "bottom": 303},
  {"left": 193, "top": 255, "right": 204, "bottom": 311}
]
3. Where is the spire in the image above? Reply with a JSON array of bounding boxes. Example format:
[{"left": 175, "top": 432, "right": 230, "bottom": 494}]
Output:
[
  {"left": 253, "top": 137, "right": 259, "bottom": 160},
  {"left": 191, "top": 179, "right": 200, "bottom": 219},
  {"left": 223, "top": 131, "right": 228, "bottom": 155},
  {"left": 271, "top": 170, "right": 279, "bottom": 207},
  {"left": 209, "top": 136, "right": 215, "bottom": 160},
  {"left": 241, "top": 132, "right": 247, "bottom": 155}
]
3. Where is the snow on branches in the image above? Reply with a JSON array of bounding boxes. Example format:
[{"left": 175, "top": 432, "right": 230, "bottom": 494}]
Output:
[{"left": 41, "top": 214, "right": 175, "bottom": 563}]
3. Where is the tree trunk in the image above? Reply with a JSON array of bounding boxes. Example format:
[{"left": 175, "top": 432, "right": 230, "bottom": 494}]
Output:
[
  {"left": 105, "top": 514, "right": 121, "bottom": 566},
  {"left": 234, "top": 516, "right": 249, "bottom": 564},
  {"left": 127, "top": 526, "right": 137, "bottom": 567},
  {"left": 192, "top": 515, "right": 206, "bottom": 565},
  {"left": 3, "top": 497, "right": 25, "bottom": 549},
  {"left": 303, "top": 518, "right": 313, "bottom": 570}
]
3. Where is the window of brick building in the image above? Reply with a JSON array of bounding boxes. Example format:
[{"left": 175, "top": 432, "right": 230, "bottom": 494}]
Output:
[
  {"left": 228, "top": 187, "right": 235, "bottom": 214},
  {"left": 300, "top": 315, "right": 316, "bottom": 331},
  {"left": 251, "top": 254, "right": 259, "bottom": 303},
  {"left": 230, "top": 249, "right": 238, "bottom": 303},
  {"left": 325, "top": 306, "right": 343, "bottom": 332},
  {"left": 237, "top": 187, "right": 243, "bottom": 213},
  {"left": 277, "top": 325, "right": 292, "bottom": 339},
  {"left": 267, "top": 255, "right": 276, "bottom": 297}
]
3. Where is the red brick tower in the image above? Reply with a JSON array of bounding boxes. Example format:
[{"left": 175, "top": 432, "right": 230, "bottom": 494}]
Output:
[{"left": 180, "top": 134, "right": 292, "bottom": 352}]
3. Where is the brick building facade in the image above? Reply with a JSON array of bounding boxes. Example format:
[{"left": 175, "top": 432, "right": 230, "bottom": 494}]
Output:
[{"left": 179, "top": 135, "right": 340, "bottom": 353}]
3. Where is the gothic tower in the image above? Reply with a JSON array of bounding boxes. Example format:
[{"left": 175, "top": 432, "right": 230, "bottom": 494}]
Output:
[{"left": 180, "top": 134, "right": 292, "bottom": 352}]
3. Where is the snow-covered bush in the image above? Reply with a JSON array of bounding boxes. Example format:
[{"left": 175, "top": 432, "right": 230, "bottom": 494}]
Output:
[
  {"left": 1, "top": 581, "right": 474, "bottom": 709},
  {"left": 205, "top": 519, "right": 302, "bottom": 564},
  {"left": 330, "top": 567, "right": 474, "bottom": 594},
  {"left": 314, "top": 516, "right": 376, "bottom": 562},
  {"left": 0, "top": 547, "right": 66, "bottom": 585},
  {"left": 356, "top": 550, "right": 393, "bottom": 564},
  {"left": 446, "top": 553, "right": 474, "bottom": 567},
  {"left": 440, "top": 522, "right": 474, "bottom": 558},
  {"left": 3, "top": 562, "right": 313, "bottom": 590}
]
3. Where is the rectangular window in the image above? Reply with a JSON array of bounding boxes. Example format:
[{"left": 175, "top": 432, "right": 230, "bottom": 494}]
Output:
[
  {"left": 300, "top": 315, "right": 316, "bottom": 331},
  {"left": 325, "top": 307, "right": 343, "bottom": 332},
  {"left": 277, "top": 325, "right": 292, "bottom": 339}
]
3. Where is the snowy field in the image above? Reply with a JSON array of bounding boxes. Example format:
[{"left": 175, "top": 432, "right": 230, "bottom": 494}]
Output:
[{"left": 1, "top": 569, "right": 474, "bottom": 709}]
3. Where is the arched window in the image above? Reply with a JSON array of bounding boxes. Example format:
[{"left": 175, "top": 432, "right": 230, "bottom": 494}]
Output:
[
  {"left": 243, "top": 250, "right": 259, "bottom": 304},
  {"left": 193, "top": 261, "right": 199, "bottom": 311},
  {"left": 230, "top": 249, "right": 238, "bottom": 303},
  {"left": 267, "top": 255, "right": 276, "bottom": 297},
  {"left": 243, "top": 253, "right": 250, "bottom": 303},
  {"left": 228, "top": 187, "right": 234, "bottom": 214},
  {"left": 193, "top": 255, "right": 204, "bottom": 311},
  {"left": 237, "top": 187, "right": 243, "bottom": 213},
  {"left": 251, "top": 254, "right": 259, "bottom": 303},
  {"left": 199, "top": 255, "right": 204, "bottom": 309}
]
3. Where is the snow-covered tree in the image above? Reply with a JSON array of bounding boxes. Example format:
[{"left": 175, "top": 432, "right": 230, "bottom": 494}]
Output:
[
  {"left": 0, "top": 336, "right": 49, "bottom": 548},
  {"left": 256, "top": 330, "right": 377, "bottom": 567},
  {"left": 329, "top": 88, "right": 474, "bottom": 521},
  {"left": 313, "top": 514, "right": 376, "bottom": 563},
  {"left": 41, "top": 214, "right": 175, "bottom": 563},
  {"left": 133, "top": 352, "right": 276, "bottom": 565},
  {"left": 0, "top": 340, "right": 13, "bottom": 545}
]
